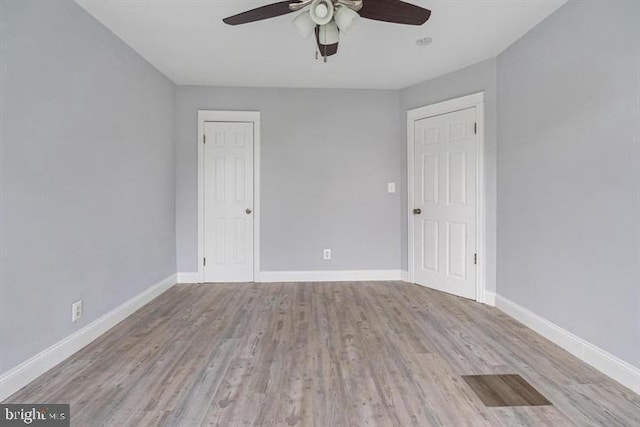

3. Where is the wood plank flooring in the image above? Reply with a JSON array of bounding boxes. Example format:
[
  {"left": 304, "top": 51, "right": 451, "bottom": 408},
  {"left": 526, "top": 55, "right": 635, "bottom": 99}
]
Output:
[{"left": 5, "top": 282, "right": 640, "bottom": 426}]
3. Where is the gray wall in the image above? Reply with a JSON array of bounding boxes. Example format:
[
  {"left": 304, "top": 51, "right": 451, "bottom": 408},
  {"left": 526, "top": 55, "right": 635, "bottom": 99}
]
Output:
[
  {"left": 175, "top": 87, "right": 402, "bottom": 272},
  {"left": 400, "top": 59, "right": 498, "bottom": 291},
  {"left": 497, "top": 1, "right": 640, "bottom": 367},
  {"left": 0, "top": 0, "right": 176, "bottom": 373}
]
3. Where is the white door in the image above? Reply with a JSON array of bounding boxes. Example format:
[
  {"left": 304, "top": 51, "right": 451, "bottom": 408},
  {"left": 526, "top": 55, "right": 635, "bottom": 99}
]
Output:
[
  {"left": 203, "top": 121, "right": 254, "bottom": 282},
  {"left": 412, "top": 107, "right": 477, "bottom": 299}
]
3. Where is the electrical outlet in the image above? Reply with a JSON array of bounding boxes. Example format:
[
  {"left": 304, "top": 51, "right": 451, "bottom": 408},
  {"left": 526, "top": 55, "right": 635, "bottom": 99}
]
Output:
[
  {"left": 323, "top": 249, "right": 331, "bottom": 260},
  {"left": 72, "top": 300, "right": 82, "bottom": 322}
]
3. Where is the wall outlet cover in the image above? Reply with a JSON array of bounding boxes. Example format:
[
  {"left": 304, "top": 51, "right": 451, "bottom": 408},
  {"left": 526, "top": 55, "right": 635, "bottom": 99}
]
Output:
[{"left": 72, "top": 300, "right": 83, "bottom": 322}]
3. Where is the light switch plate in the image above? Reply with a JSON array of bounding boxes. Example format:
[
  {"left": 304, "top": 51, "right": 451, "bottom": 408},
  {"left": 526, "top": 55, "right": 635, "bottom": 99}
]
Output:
[{"left": 387, "top": 182, "right": 396, "bottom": 193}]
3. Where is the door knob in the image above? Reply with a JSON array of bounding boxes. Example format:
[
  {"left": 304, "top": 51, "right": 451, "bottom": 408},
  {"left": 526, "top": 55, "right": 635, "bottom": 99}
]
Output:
[
  {"left": 246, "top": 208, "right": 252, "bottom": 214},
  {"left": 413, "top": 208, "right": 422, "bottom": 215}
]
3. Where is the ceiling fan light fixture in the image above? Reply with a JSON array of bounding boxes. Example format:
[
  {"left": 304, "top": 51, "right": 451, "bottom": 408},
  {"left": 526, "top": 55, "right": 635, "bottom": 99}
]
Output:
[
  {"left": 222, "top": 0, "right": 432, "bottom": 61},
  {"left": 318, "top": 20, "right": 339, "bottom": 45},
  {"left": 293, "top": 11, "right": 316, "bottom": 38},
  {"left": 334, "top": 5, "right": 359, "bottom": 34},
  {"left": 309, "top": 0, "right": 334, "bottom": 25}
]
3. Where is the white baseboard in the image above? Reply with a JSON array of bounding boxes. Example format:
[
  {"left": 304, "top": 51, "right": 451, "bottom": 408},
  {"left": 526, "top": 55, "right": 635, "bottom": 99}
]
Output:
[
  {"left": 177, "top": 272, "right": 200, "bottom": 283},
  {"left": 178, "top": 270, "right": 404, "bottom": 284},
  {"left": 484, "top": 291, "right": 496, "bottom": 306},
  {"left": 495, "top": 294, "right": 640, "bottom": 395},
  {"left": 0, "top": 274, "right": 177, "bottom": 401},
  {"left": 258, "top": 269, "right": 404, "bottom": 283}
]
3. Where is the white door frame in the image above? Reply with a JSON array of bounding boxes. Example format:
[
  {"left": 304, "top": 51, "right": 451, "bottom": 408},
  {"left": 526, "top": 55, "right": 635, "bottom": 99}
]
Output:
[
  {"left": 407, "top": 92, "right": 486, "bottom": 303},
  {"left": 197, "top": 110, "right": 261, "bottom": 283}
]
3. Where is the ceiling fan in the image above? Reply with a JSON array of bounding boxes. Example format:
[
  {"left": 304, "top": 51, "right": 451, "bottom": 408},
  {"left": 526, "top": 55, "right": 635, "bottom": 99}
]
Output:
[{"left": 223, "top": 0, "right": 431, "bottom": 61}]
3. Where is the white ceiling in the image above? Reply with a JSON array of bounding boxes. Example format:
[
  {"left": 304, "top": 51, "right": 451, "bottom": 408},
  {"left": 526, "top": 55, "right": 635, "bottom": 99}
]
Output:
[{"left": 76, "top": 0, "right": 566, "bottom": 89}]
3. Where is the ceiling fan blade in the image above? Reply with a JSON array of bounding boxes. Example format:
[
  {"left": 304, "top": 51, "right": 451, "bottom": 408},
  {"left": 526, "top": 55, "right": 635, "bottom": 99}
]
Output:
[
  {"left": 315, "top": 26, "right": 339, "bottom": 58},
  {"left": 223, "top": 1, "right": 296, "bottom": 26},
  {"left": 359, "top": 0, "right": 431, "bottom": 25}
]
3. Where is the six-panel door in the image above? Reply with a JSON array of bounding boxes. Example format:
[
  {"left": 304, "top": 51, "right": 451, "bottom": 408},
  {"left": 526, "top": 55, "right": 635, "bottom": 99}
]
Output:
[
  {"left": 203, "top": 121, "right": 254, "bottom": 282},
  {"left": 413, "top": 107, "right": 477, "bottom": 299}
]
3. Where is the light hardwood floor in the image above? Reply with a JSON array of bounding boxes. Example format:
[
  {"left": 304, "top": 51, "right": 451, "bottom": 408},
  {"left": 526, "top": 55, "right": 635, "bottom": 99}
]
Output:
[{"left": 5, "top": 282, "right": 640, "bottom": 426}]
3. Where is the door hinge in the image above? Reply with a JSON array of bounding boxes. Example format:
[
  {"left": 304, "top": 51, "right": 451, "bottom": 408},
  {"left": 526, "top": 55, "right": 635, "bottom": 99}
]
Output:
[
  {"left": 203, "top": 257, "right": 206, "bottom": 266},
  {"left": 203, "top": 134, "right": 206, "bottom": 144},
  {"left": 474, "top": 253, "right": 477, "bottom": 265},
  {"left": 474, "top": 122, "right": 477, "bottom": 134}
]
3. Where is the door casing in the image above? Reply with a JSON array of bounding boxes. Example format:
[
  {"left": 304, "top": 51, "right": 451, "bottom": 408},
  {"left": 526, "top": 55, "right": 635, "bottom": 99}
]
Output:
[
  {"left": 197, "top": 110, "right": 261, "bottom": 284},
  {"left": 407, "top": 93, "right": 486, "bottom": 303}
]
